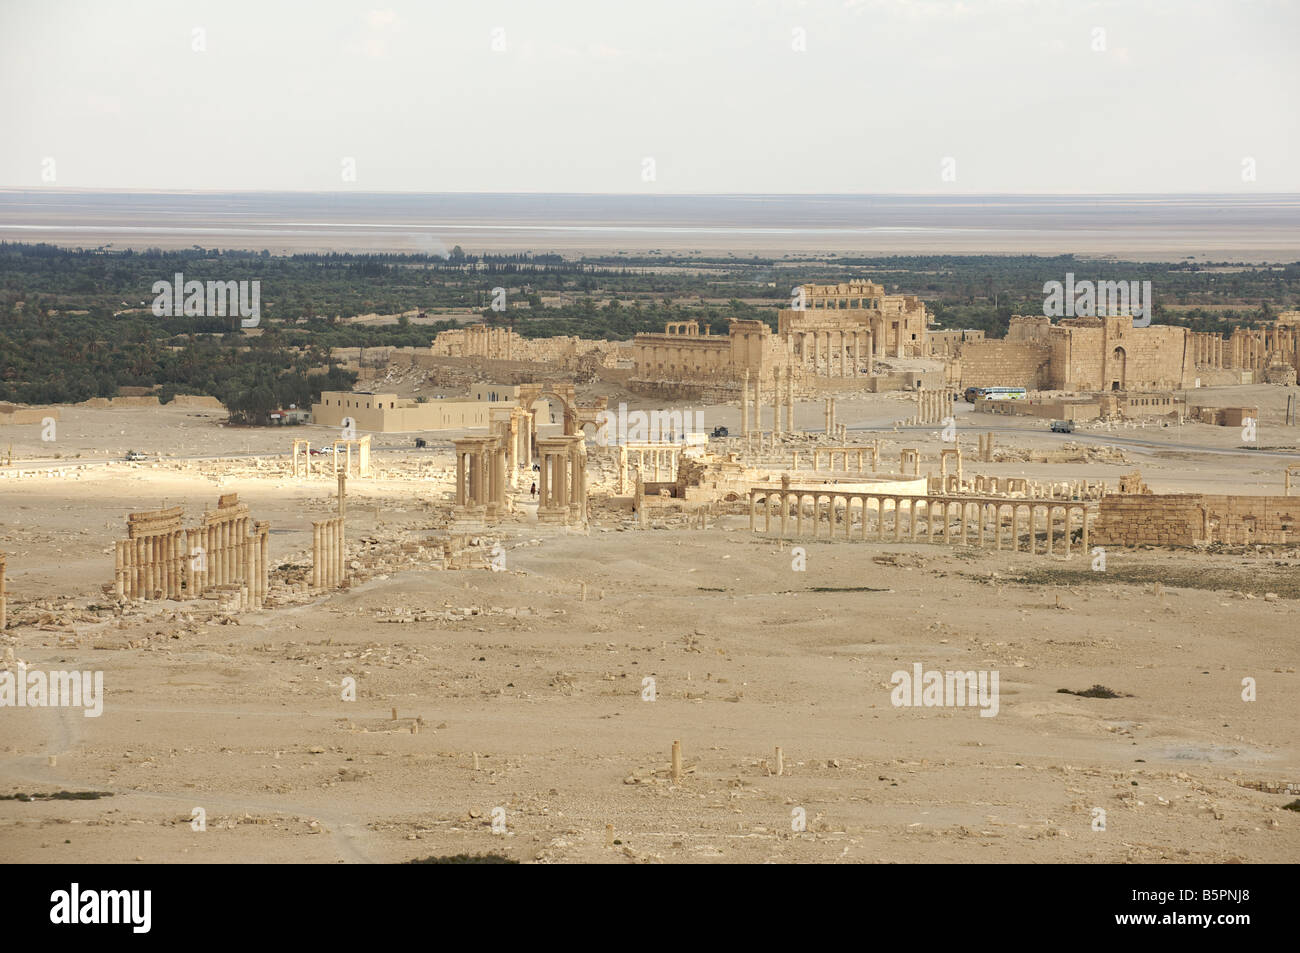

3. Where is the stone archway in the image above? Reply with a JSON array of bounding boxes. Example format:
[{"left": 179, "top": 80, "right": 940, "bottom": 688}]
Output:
[{"left": 515, "top": 382, "right": 607, "bottom": 457}]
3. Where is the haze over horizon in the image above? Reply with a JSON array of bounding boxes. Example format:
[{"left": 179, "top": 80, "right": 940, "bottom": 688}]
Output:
[{"left": 2, "top": 0, "right": 1296, "bottom": 195}]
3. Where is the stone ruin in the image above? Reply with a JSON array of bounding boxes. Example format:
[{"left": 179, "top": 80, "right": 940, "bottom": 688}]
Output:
[{"left": 112, "top": 493, "right": 269, "bottom": 609}]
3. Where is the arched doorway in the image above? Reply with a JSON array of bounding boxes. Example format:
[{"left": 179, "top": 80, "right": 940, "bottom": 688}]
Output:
[{"left": 1110, "top": 347, "right": 1127, "bottom": 391}]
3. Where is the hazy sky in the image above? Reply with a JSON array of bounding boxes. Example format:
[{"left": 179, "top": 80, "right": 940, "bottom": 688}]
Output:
[{"left": 2, "top": 0, "right": 1296, "bottom": 193}]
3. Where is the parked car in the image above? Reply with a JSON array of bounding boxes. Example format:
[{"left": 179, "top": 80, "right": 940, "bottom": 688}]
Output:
[
  {"left": 125, "top": 450, "right": 146, "bottom": 461},
  {"left": 414, "top": 438, "right": 427, "bottom": 449},
  {"left": 711, "top": 426, "right": 729, "bottom": 438},
  {"left": 1050, "top": 420, "right": 1074, "bottom": 433}
]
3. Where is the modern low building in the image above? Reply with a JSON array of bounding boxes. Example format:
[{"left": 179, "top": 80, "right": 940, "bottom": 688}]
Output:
[
  {"left": 311, "top": 387, "right": 559, "bottom": 433},
  {"left": 312, "top": 391, "right": 491, "bottom": 432}
]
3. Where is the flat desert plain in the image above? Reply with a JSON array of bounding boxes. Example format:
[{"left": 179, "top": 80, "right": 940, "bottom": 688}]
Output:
[{"left": 1, "top": 391, "right": 1297, "bottom": 863}]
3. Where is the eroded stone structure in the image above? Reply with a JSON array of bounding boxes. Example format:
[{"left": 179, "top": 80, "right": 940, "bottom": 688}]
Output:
[
  {"left": 332, "top": 435, "right": 372, "bottom": 477},
  {"left": 113, "top": 494, "right": 269, "bottom": 607},
  {"left": 915, "top": 388, "right": 956, "bottom": 425},
  {"left": 956, "top": 312, "right": 1300, "bottom": 392},
  {"left": 453, "top": 436, "right": 508, "bottom": 522},
  {"left": 537, "top": 434, "right": 588, "bottom": 526},
  {"left": 750, "top": 483, "right": 1092, "bottom": 555},
  {"left": 630, "top": 279, "right": 931, "bottom": 394},
  {"left": 312, "top": 516, "right": 346, "bottom": 589},
  {"left": 292, "top": 439, "right": 313, "bottom": 478},
  {"left": 1093, "top": 493, "right": 1300, "bottom": 546},
  {"left": 780, "top": 280, "right": 929, "bottom": 362}
]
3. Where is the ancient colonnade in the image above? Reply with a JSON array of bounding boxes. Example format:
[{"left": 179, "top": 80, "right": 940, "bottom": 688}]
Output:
[
  {"left": 618, "top": 442, "right": 682, "bottom": 491},
  {"left": 748, "top": 484, "right": 1093, "bottom": 555},
  {"left": 741, "top": 367, "right": 795, "bottom": 435},
  {"left": 792, "top": 328, "right": 874, "bottom": 377},
  {"left": 312, "top": 517, "right": 346, "bottom": 590},
  {"left": 790, "top": 443, "right": 881, "bottom": 473},
  {"left": 112, "top": 494, "right": 269, "bottom": 607},
  {"left": 915, "top": 388, "right": 956, "bottom": 425}
]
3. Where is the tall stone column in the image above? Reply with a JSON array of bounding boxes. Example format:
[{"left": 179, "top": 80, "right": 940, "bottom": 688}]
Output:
[
  {"left": 337, "top": 518, "right": 345, "bottom": 588},
  {"left": 772, "top": 367, "right": 781, "bottom": 436},
  {"left": 785, "top": 366, "right": 794, "bottom": 432},
  {"left": 311, "top": 523, "right": 321, "bottom": 590},
  {"left": 741, "top": 369, "right": 750, "bottom": 436},
  {"left": 752, "top": 374, "right": 761, "bottom": 432},
  {"left": 555, "top": 448, "right": 567, "bottom": 510},
  {"left": 494, "top": 442, "right": 506, "bottom": 508}
]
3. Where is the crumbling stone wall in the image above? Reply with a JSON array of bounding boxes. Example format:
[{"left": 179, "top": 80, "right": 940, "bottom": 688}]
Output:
[{"left": 1093, "top": 493, "right": 1300, "bottom": 546}]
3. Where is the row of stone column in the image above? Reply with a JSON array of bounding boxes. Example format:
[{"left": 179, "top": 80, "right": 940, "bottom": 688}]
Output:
[
  {"left": 749, "top": 487, "right": 1092, "bottom": 555},
  {"left": 113, "top": 503, "right": 268, "bottom": 605},
  {"left": 196, "top": 513, "right": 252, "bottom": 591},
  {"left": 115, "top": 506, "right": 186, "bottom": 600},
  {"left": 466, "top": 325, "right": 514, "bottom": 359},
  {"left": 741, "top": 367, "right": 796, "bottom": 435},
  {"left": 619, "top": 443, "right": 680, "bottom": 489},
  {"left": 915, "top": 388, "right": 955, "bottom": 424},
  {"left": 1191, "top": 332, "right": 1226, "bottom": 368},
  {"left": 795, "top": 329, "right": 873, "bottom": 377},
  {"left": 312, "top": 517, "right": 346, "bottom": 590},
  {"left": 792, "top": 443, "right": 880, "bottom": 473}
]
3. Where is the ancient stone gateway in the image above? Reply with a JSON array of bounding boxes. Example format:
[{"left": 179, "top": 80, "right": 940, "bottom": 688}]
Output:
[
  {"left": 516, "top": 382, "right": 607, "bottom": 457},
  {"left": 748, "top": 485, "right": 1093, "bottom": 556}
]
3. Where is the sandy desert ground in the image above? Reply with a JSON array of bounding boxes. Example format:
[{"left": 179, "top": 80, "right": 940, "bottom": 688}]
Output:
[{"left": 1, "top": 389, "right": 1297, "bottom": 863}]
